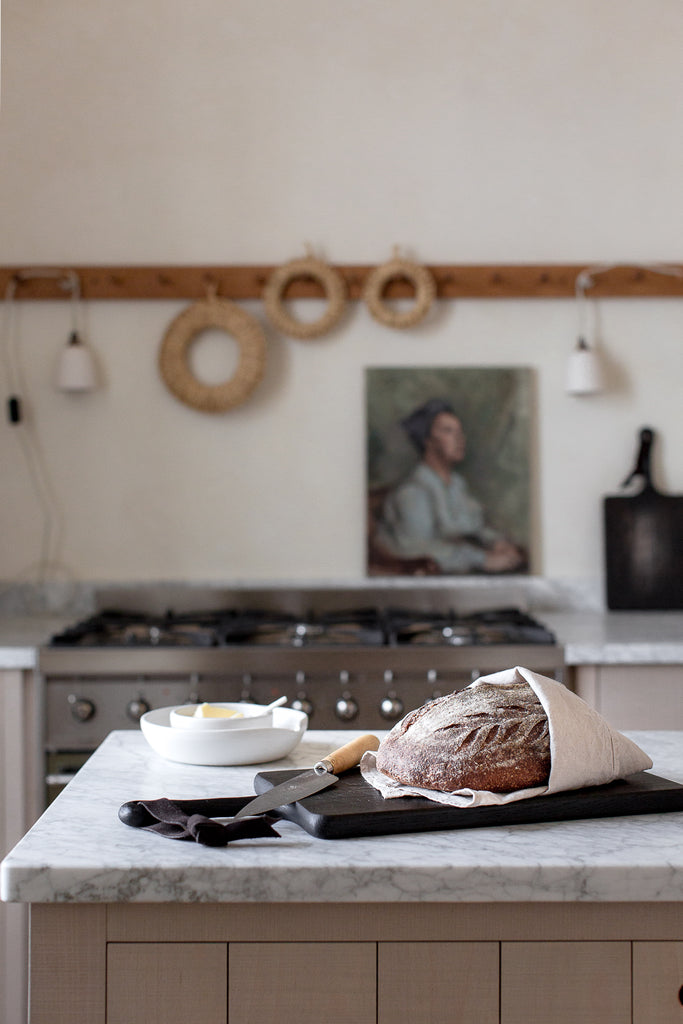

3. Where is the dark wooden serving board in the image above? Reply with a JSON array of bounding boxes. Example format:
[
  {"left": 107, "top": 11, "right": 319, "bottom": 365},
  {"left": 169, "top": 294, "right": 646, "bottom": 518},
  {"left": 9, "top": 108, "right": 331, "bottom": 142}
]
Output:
[
  {"left": 603, "top": 427, "right": 683, "bottom": 609},
  {"left": 604, "top": 490, "right": 683, "bottom": 609},
  {"left": 254, "top": 768, "right": 683, "bottom": 840}
]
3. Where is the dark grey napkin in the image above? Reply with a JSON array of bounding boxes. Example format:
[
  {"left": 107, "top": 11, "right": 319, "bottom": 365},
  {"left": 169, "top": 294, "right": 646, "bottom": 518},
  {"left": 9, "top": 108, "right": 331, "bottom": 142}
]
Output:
[{"left": 118, "top": 797, "right": 280, "bottom": 846}]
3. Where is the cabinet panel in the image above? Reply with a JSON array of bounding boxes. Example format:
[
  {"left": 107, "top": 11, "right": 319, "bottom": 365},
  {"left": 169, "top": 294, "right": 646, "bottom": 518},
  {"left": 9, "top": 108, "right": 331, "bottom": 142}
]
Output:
[
  {"left": 30, "top": 904, "right": 106, "bottom": 1024},
  {"left": 107, "top": 942, "right": 227, "bottom": 1024},
  {"left": 378, "top": 941, "right": 498, "bottom": 1024},
  {"left": 600, "top": 666, "right": 683, "bottom": 729},
  {"left": 633, "top": 941, "right": 683, "bottom": 1023},
  {"left": 229, "top": 942, "right": 376, "bottom": 1024},
  {"left": 575, "top": 665, "right": 683, "bottom": 730},
  {"left": 501, "top": 941, "right": 631, "bottom": 1024}
]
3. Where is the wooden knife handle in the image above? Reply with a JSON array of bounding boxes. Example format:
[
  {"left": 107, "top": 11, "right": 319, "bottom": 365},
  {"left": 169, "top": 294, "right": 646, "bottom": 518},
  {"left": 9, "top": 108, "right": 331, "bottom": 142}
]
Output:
[{"left": 316, "top": 733, "right": 380, "bottom": 775}]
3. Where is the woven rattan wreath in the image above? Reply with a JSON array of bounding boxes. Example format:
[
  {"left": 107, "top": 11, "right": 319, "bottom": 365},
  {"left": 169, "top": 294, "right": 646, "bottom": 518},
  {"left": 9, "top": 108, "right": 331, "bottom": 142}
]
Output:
[
  {"left": 158, "top": 297, "right": 266, "bottom": 413},
  {"left": 362, "top": 257, "right": 436, "bottom": 329},
  {"left": 262, "top": 257, "right": 347, "bottom": 339}
]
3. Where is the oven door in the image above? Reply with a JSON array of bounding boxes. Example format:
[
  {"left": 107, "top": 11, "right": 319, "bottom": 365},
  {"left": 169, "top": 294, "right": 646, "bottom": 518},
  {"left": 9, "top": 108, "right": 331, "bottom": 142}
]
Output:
[
  {"left": 45, "top": 750, "right": 93, "bottom": 804},
  {"left": 40, "top": 674, "right": 208, "bottom": 804}
]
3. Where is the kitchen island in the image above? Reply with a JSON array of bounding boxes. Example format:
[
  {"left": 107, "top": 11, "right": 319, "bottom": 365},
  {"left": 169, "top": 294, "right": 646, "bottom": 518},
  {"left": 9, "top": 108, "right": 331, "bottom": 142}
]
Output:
[{"left": 2, "top": 728, "right": 683, "bottom": 1024}]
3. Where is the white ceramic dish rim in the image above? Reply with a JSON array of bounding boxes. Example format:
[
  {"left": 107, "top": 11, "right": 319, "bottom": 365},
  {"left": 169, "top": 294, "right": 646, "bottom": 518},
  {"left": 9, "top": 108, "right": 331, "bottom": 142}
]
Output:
[{"left": 140, "top": 705, "right": 308, "bottom": 766}]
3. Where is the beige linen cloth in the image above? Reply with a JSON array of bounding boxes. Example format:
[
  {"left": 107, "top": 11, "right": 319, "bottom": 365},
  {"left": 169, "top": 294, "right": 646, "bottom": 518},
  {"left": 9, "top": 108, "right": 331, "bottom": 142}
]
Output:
[{"left": 360, "top": 666, "right": 653, "bottom": 808}]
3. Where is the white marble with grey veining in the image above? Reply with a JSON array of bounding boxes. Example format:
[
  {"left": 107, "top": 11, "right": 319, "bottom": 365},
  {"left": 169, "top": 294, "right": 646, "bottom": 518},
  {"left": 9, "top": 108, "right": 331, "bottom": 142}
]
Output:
[
  {"left": 2, "top": 729, "right": 683, "bottom": 905},
  {"left": 0, "top": 576, "right": 600, "bottom": 617},
  {"left": 542, "top": 610, "right": 683, "bottom": 664},
  {"left": 0, "top": 615, "right": 72, "bottom": 668}
]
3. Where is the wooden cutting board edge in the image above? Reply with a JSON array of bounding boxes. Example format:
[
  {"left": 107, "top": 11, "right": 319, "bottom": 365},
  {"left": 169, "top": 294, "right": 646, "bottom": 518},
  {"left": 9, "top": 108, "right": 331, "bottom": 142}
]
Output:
[{"left": 255, "top": 768, "right": 683, "bottom": 840}]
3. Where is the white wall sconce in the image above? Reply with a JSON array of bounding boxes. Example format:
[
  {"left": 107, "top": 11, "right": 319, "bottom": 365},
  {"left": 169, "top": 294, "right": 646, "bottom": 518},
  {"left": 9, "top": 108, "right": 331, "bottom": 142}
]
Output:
[
  {"left": 568, "top": 262, "right": 683, "bottom": 397},
  {"left": 55, "top": 270, "right": 98, "bottom": 393},
  {"left": 567, "top": 267, "right": 606, "bottom": 396},
  {"left": 566, "top": 335, "right": 603, "bottom": 395},
  {"left": 56, "top": 329, "right": 98, "bottom": 391},
  {"left": 2, "top": 268, "right": 98, "bottom": 414}
]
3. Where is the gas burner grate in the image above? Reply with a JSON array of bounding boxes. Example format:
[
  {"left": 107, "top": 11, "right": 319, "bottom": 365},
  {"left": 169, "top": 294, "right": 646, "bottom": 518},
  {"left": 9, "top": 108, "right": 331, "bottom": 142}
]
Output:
[
  {"left": 220, "top": 607, "right": 388, "bottom": 647},
  {"left": 386, "top": 607, "right": 556, "bottom": 647},
  {"left": 49, "top": 609, "right": 233, "bottom": 647},
  {"left": 49, "top": 605, "right": 555, "bottom": 649}
]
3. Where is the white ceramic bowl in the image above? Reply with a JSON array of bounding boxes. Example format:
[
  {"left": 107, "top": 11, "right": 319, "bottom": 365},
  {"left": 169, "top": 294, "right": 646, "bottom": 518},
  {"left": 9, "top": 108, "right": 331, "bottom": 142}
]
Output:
[
  {"left": 140, "top": 705, "right": 308, "bottom": 766},
  {"left": 169, "top": 702, "right": 276, "bottom": 731}
]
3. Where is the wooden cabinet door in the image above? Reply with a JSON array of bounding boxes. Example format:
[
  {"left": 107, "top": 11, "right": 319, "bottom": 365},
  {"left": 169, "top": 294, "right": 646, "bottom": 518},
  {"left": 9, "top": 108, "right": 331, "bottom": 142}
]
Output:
[
  {"left": 107, "top": 942, "right": 227, "bottom": 1024},
  {"left": 633, "top": 941, "right": 683, "bottom": 1024},
  {"left": 229, "top": 941, "right": 376, "bottom": 1024},
  {"left": 501, "top": 941, "right": 631, "bottom": 1024},
  {"left": 576, "top": 665, "right": 683, "bottom": 730},
  {"left": 378, "top": 941, "right": 498, "bottom": 1024}
]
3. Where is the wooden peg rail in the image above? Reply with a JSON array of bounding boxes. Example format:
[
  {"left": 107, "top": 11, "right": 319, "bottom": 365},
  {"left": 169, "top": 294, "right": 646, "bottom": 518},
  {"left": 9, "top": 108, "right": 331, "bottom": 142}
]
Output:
[{"left": 1, "top": 264, "right": 683, "bottom": 301}]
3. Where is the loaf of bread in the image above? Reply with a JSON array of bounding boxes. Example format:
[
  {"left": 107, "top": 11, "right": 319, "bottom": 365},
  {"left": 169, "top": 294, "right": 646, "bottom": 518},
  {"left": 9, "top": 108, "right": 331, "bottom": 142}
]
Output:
[{"left": 375, "top": 680, "right": 551, "bottom": 792}]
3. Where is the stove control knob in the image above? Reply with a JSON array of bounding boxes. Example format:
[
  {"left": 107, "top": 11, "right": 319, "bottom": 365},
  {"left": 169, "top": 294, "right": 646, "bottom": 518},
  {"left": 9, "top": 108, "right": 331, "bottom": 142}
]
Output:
[
  {"left": 335, "top": 693, "right": 359, "bottom": 721},
  {"left": 126, "top": 698, "right": 151, "bottom": 722},
  {"left": 427, "top": 669, "right": 443, "bottom": 701},
  {"left": 240, "top": 673, "right": 253, "bottom": 702},
  {"left": 68, "top": 695, "right": 95, "bottom": 723},
  {"left": 188, "top": 673, "right": 201, "bottom": 704},
  {"left": 380, "top": 692, "right": 404, "bottom": 721},
  {"left": 292, "top": 692, "right": 314, "bottom": 718}
]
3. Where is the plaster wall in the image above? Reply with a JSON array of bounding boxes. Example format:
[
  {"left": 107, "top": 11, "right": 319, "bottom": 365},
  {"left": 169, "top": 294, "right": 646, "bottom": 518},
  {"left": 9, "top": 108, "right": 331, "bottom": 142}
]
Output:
[{"left": 1, "top": 1, "right": 681, "bottom": 587}]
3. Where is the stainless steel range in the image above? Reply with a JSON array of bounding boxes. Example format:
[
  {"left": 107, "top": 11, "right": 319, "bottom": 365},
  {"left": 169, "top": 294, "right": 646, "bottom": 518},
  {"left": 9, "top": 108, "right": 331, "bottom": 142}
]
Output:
[{"left": 37, "top": 587, "right": 564, "bottom": 803}]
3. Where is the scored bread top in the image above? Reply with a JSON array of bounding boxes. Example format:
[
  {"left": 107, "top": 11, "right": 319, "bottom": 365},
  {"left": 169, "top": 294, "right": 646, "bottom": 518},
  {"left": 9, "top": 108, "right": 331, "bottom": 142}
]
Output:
[{"left": 375, "top": 680, "right": 551, "bottom": 793}]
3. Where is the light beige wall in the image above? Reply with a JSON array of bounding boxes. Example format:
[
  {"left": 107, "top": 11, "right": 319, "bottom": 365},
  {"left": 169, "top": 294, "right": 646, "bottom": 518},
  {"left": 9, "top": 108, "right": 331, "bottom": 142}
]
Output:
[{"left": 1, "top": 1, "right": 682, "bottom": 584}]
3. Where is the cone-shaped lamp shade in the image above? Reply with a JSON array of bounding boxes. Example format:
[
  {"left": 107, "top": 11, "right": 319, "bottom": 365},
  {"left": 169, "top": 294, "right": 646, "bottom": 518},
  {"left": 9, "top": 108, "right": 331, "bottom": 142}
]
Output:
[
  {"left": 56, "top": 332, "right": 97, "bottom": 392},
  {"left": 566, "top": 337, "right": 603, "bottom": 395}
]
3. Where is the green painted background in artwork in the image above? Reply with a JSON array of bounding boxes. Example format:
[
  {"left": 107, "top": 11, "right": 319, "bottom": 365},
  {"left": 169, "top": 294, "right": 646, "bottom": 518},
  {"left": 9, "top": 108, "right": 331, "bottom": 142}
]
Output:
[{"left": 366, "top": 366, "right": 532, "bottom": 550}]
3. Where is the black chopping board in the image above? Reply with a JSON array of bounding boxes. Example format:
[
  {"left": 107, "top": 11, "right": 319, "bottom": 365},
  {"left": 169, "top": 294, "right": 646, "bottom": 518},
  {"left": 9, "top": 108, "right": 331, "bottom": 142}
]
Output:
[
  {"left": 604, "top": 427, "right": 683, "bottom": 609},
  {"left": 253, "top": 767, "right": 683, "bottom": 840}
]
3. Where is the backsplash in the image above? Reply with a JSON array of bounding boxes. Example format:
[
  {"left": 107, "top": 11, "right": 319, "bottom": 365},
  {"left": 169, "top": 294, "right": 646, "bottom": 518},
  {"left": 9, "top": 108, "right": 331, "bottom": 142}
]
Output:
[{"left": 0, "top": 576, "right": 605, "bottom": 618}]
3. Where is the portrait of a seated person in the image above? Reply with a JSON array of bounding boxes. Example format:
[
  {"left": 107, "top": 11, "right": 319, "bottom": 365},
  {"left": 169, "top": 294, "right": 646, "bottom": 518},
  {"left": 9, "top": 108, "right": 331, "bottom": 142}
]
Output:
[{"left": 371, "top": 398, "right": 526, "bottom": 575}]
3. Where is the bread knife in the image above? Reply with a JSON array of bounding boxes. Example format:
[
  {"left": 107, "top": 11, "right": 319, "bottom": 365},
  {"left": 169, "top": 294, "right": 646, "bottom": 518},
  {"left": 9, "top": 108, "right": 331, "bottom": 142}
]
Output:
[{"left": 233, "top": 733, "right": 379, "bottom": 818}]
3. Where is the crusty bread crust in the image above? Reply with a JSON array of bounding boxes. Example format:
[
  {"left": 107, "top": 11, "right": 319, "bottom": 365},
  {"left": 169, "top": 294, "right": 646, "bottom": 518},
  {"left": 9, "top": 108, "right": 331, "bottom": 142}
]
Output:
[{"left": 375, "top": 680, "right": 550, "bottom": 792}]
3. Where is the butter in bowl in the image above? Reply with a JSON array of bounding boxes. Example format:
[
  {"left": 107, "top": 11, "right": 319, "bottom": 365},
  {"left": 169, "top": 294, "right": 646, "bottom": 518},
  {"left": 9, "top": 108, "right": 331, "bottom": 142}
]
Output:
[{"left": 169, "top": 696, "right": 287, "bottom": 732}]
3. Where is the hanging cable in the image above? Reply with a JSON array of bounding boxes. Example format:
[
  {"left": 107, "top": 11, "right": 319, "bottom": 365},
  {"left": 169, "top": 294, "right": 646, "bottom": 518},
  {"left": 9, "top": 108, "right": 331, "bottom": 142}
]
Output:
[
  {"left": 2, "top": 275, "right": 22, "bottom": 422},
  {"left": 1, "top": 269, "right": 78, "bottom": 581}
]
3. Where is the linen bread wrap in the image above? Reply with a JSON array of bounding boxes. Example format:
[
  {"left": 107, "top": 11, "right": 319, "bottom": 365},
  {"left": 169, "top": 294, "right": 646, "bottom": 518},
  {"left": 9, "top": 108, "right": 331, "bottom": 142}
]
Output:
[{"left": 360, "top": 666, "right": 653, "bottom": 807}]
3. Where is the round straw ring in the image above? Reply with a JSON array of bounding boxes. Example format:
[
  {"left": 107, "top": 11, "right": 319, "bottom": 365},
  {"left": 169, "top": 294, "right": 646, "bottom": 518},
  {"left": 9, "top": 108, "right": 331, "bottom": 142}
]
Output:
[
  {"left": 158, "top": 297, "right": 266, "bottom": 412},
  {"left": 362, "top": 258, "right": 436, "bottom": 329},
  {"left": 263, "top": 257, "right": 347, "bottom": 339}
]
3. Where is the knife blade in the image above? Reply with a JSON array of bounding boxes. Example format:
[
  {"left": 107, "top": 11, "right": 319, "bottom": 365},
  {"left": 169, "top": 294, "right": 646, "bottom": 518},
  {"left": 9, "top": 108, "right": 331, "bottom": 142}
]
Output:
[{"left": 234, "top": 733, "right": 379, "bottom": 818}]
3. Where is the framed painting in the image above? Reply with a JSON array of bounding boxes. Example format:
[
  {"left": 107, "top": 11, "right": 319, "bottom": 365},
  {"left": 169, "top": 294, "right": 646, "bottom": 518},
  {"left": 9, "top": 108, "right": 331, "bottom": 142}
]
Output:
[{"left": 366, "top": 366, "right": 532, "bottom": 576}]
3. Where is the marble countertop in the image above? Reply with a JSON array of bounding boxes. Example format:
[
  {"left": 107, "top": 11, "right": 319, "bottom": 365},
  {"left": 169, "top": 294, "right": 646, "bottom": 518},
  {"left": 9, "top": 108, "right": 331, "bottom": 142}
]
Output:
[
  {"left": 541, "top": 611, "right": 683, "bottom": 664},
  {"left": 2, "top": 728, "right": 682, "bottom": 905},
  {"left": 0, "top": 616, "right": 70, "bottom": 669},
  {"left": 1, "top": 610, "right": 683, "bottom": 670}
]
